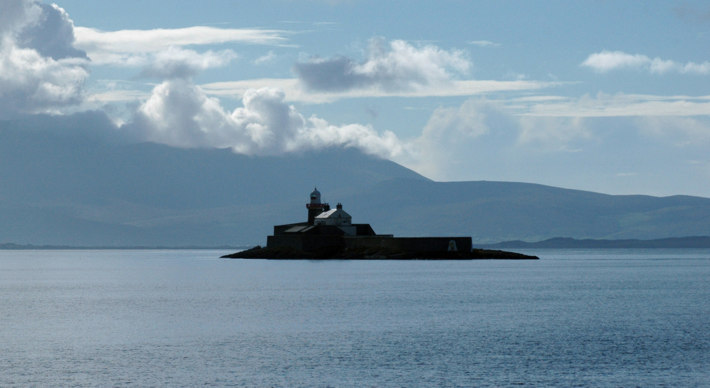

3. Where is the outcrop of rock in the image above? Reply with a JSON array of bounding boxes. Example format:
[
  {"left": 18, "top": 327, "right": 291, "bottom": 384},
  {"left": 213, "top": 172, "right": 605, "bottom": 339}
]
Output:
[{"left": 221, "top": 246, "right": 539, "bottom": 260}]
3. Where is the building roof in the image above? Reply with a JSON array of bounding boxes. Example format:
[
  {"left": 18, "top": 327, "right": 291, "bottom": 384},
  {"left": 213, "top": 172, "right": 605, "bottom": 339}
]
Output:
[
  {"left": 315, "top": 208, "right": 351, "bottom": 220},
  {"left": 285, "top": 225, "right": 317, "bottom": 233},
  {"left": 282, "top": 224, "right": 345, "bottom": 235}
]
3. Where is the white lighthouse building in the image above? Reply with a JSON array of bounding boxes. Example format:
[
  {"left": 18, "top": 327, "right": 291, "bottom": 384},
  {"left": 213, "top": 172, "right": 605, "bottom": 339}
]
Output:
[{"left": 314, "top": 203, "right": 355, "bottom": 235}]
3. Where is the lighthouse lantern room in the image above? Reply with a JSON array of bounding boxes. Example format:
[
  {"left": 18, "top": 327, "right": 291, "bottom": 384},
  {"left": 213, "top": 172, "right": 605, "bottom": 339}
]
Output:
[{"left": 306, "top": 187, "right": 330, "bottom": 225}]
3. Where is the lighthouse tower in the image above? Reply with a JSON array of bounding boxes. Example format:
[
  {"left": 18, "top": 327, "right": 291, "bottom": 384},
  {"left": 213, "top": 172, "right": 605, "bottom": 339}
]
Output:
[{"left": 306, "top": 187, "right": 329, "bottom": 225}]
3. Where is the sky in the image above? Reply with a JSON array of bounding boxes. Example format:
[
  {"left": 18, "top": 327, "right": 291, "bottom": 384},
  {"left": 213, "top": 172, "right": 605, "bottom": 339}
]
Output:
[{"left": 2, "top": 0, "right": 710, "bottom": 197}]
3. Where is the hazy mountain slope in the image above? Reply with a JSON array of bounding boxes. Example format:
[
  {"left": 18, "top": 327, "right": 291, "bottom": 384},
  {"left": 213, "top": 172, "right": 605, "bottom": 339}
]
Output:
[
  {"left": 343, "top": 179, "right": 710, "bottom": 243},
  {"left": 1, "top": 117, "right": 709, "bottom": 246},
  {"left": 0, "top": 118, "right": 427, "bottom": 245}
]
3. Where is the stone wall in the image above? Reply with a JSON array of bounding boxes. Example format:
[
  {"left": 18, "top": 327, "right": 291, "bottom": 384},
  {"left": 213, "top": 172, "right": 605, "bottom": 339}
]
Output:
[
  {"left": 344, "top": 236, "right": 472, "bottom": 253},
  {"left": 267, "top": 234, "right": 345, "bottom": 252},
  {"left": 268, "top": 233, "right": 472, "bottom": 254}
]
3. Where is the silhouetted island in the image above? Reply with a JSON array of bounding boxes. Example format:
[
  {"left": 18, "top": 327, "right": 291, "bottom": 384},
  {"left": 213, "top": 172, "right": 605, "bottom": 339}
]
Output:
[{"left": 222, "top": 188, "right": 538, "bottom": 260}]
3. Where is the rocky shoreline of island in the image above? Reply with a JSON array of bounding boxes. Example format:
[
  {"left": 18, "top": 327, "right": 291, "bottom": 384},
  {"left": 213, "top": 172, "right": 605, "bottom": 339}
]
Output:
[{"left": 221, "top": 245, "right": 539, "bottom": 260}]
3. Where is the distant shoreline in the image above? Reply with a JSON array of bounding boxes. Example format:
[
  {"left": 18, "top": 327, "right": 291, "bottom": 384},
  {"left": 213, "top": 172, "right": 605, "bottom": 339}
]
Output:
[
  {"left": 478, "top": 236, "right": 710, "bottom": 249},
  {"left": 3, "top": 236, "right": 710, "bottom": 250},
  {"left": 0, "top": 243, "right": 249, "bottom": 251}
]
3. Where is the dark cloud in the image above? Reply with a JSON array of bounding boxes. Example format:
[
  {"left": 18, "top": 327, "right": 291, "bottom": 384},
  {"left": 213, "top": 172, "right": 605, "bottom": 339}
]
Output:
[
  {"left": 17, "top": 3, "right": 87, "bottom": 60},
  {"left": 0, "top": 110, "right": 124, "bottom": 145},
  {"left": 293, "top": 39, "right": 469, "bottom": 92},
  {"left": 294, "top": 56, "right": 366, "bottom": 91},
  {"left": 674, "top": 4, "right": 710, "bottom": 23},
  {"left": 0, "top": 0, "right": 36, "bottom": 35}
]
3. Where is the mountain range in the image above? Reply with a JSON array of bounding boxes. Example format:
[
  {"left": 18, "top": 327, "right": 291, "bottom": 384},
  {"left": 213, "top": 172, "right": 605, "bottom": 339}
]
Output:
[{"left": 1, "top": 114, "right": 709, "bottom": 246}]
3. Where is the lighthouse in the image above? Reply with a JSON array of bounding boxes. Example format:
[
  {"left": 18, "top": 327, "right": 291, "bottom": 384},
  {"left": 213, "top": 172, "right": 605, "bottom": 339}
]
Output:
[
  {"left": 259, "top": 188, "right": 476, "bottom": 258},
  {"left": 306, "top": 187, "right": 329, "bottom": 225}
]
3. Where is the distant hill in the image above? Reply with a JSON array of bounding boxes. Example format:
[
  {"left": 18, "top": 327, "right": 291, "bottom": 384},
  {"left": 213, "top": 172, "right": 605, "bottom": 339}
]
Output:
[
  {"left": 341, "top": 179, "right": 710, "bottom": 243},
  {"left": 0, "top": 114, "right": 426, "bottom": 246},
  {"left": 1, "top": 114, "right": 709, "bottom": 246},
  {"left": 480, "top": 236, "right": 710, "bottom": 249}
]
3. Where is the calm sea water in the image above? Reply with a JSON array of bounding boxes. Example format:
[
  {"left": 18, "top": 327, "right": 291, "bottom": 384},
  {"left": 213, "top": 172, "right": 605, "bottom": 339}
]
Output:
[{"left": 1, "top": 249, "right": 708, "bottom": 387}]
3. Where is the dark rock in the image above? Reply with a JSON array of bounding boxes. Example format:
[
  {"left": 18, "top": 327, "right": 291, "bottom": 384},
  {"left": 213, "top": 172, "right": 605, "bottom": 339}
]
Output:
[{"left": 221, "top": 245, "right": 539, "bottom": 260}]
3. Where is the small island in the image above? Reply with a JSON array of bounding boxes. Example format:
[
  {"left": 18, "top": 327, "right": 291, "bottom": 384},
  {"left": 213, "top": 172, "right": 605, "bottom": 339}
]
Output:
[{"left": 222, "top": 188, "right": 538, "bottom": 260}]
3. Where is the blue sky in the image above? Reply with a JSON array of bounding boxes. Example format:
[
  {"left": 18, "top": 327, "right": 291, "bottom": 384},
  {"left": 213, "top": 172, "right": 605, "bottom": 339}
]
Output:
[{"left": 3, "top": 0, "right": 710, "bottom": 197}]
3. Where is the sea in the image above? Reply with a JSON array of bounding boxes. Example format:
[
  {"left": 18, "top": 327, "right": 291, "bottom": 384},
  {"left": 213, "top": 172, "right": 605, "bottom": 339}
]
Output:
[{"left": 1, "top": 249, "right": 708, "bottom": 387}]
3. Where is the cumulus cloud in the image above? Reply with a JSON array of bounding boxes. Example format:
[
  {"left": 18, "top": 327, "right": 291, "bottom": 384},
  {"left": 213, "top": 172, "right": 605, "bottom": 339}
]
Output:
[
  {"left": 0, "top": 45, "right": 88, "bottom": 115},
  {"left": 0, "top": 0, "right": 89, "bottom": 116},
  {"left": 126, "top": 81, "right": 404, "bottom": 158},
  {"left": 0, "top": 0, "right": 39, "bottom": 35},
  {"left": 582, "top": 50, "right": 710, "bottom": 75},
  {"left": 126, "top": 85, "right": 608, "bottom": 182},
  {"left": 399, "top": 94, "right": 710, "bottom": 186},
  {"left": 399, "top": 100, "right": 519, "bottom": 179},
  {"left": 294, "top": 38, "right": 470, "bottom": 92},
  {"left": 16, "top": 2, "right": 87, "bottom": 59}
]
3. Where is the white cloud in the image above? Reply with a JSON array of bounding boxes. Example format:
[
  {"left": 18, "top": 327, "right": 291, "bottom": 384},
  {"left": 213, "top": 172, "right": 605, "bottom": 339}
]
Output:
[
  {"left": 422, "top": 101, "right": 491, "bottom": 140},
  {"left": 0, "top": 0, "right": 41, "bottom": 36},
  {"left": 581, "top": 51, "right": 649, "bottom": 72},
  {"left": 200, "top": 78, "right": 553, "bottom": 103},
  {"left": 0, "top": 44, "right": 88, "bottom": 115},
  {"left": 294, "top": 38, "right": 470, "bottom": 92},
  {"left": 140, "top": 47, "right": 237, "bottom": 79},
  {"left": 127, "top": 80, "right": 404, "bottom": 158},
  {"left": 517, "top": 116, "right": 591, "bottom": 152},
  {"left": 253, "top": 50, "right": 277, "bottom": 65},
  {"left": 74, "top": 26, "right": 287, "bottom": 66},
  {"left": 88, "top": 89, "right": 150, "bottom": 103},
  {"left": 521, "top": 93, "right": 710, "bottom": 117},
  {"left": 469, "top": 40, "right": 500, "bottom": 47},
  {"left": 398, "top": 100, "right": 514, "bottom": 180},
  {"left": 393, "top": 96, "right": 710, "bottom": 183},
  {"left": 636, "top": 116, "right": 710, "bottom": 145},
  {"left": 132, "top": 85, "right": 597, "bottom": 182},
  {"left": 582, "top": 50, "right": 710, "bottom": 75},
  {"left": 128, "top": 87, "right": 646, "bottom": 183},
  {"left": 0, "top": 0, "right": 89, "bottom": 116},
  {"left": 17, "top": 3, "right": 87, "bottom": 60}
]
